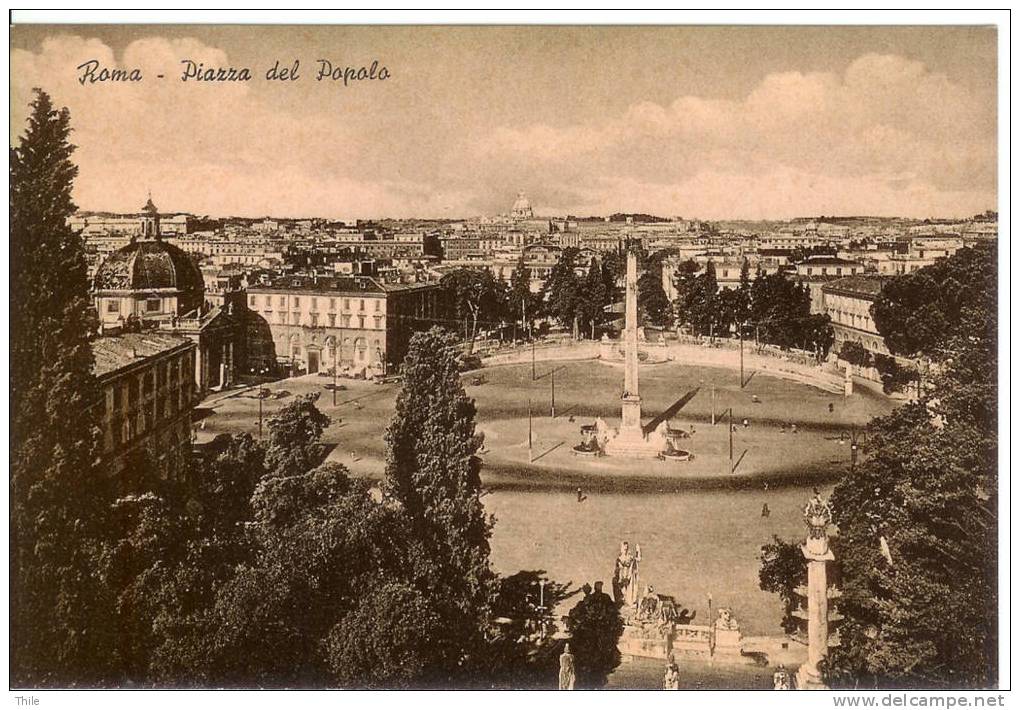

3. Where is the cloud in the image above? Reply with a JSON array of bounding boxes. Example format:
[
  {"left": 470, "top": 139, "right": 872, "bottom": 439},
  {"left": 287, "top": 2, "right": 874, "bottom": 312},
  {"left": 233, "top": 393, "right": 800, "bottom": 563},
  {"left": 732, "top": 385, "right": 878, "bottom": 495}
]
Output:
[
  {"left": 10, "top": 36, "right": 996, "bottom": 219},
  {"left": 10, "top": 34, "right": 438, "bottom": 218},
  {"left": 473, "top": 53, "right": 996, "bottom": 218}
]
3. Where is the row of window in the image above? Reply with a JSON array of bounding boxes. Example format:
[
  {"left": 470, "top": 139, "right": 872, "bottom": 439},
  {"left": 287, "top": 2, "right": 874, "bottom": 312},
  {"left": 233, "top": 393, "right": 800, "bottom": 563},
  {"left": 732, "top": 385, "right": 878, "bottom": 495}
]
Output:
[
  {"left": 104, "top": 298, "right": 164, "bottom": 314},
  {"left": 250, "top": 294, "right": 383, "bottom": 313},
  {"left": 108, "top": 382, "right": 192, "bottom": 449},
  {"left": 265, "top": 310, "right": 384, "bottom": 330},
  {"left": 108, "top": 355, "right": 191, "bottom": 411}
]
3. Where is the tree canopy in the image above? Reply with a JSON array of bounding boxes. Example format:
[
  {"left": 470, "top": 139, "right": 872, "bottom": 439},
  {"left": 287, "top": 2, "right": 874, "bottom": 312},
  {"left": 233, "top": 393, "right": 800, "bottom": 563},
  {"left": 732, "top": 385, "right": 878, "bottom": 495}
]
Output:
[{"left": 826, "top": 243, "right": 997, "bottom": 688}]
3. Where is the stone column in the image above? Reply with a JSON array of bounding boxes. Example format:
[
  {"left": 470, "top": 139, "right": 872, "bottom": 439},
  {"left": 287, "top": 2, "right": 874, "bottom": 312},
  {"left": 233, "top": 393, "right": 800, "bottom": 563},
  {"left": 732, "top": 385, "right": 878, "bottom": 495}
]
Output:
[
  {"left": 620, "top": 250, "right": 642, "bottom": 432},
  {"left": 843, "top": 360, "right": 854, "bottom": 397},
  {"left": 797, "top": 493, "right": 835, "bottom": 690}
]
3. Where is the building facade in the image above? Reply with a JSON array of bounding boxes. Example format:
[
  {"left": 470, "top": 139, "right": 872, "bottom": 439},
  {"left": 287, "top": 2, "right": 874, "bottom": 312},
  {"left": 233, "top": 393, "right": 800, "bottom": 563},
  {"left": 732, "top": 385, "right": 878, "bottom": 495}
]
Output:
[
  {"left": 247, "top": 275, "right": 442, "bottom": 376},
  {"left": 91, "top": 332, "right": 197, "bottom": 484},
  {"left": 821, "top": 275, "right": 890, "bottom": 355}
]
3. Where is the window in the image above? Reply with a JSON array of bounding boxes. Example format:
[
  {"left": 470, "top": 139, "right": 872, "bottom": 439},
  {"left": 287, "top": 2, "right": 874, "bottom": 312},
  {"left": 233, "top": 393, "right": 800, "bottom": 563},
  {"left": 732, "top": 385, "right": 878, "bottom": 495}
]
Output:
[
  {"left": 279, "top": 296, "right": 286, "bottom": 307},
  {"left": 343, "top": 298, "right": 350, "bottom": 310},
  {"left": 374, "top": 299, "right": 381, "bottom": 312},
  {"left": 294, "top": 297, "right": 301, "bottom": 308},
  {"left": 311, "top": 313, "right": 319, "bottom": 327},
  {"left": 328, "top": 313, "right": 336, "bottom": 327},
  {"left": 359, "top": 299, "right": 365, "bottom": 311},
  {"left": 250, "top": 295, "right": 257, "bottom": 307},
  {"left": 311, "top": 298, "right": 318, "bottom": 312},
  {"left": 330, "top": 298, "right": 336, "bottom": 311},
  {"left": 106, "top": 300, "right": 120, "bottom": 313},
  {"left": 146, "top": 299, "right": 161, "bottom": 312}
]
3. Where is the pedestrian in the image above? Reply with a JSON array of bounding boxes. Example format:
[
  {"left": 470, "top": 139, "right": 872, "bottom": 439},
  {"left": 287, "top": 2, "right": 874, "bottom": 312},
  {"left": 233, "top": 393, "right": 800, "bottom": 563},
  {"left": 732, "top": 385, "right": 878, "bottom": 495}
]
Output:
[
  {"left": 773, "top": 664, "right": 791, "bottom": 690},
  {"left": 761, "top": 503, "right": 771, "bottom": 518},
  {"left": 742, "top": 417, "right": 749, "bottom": 428}
]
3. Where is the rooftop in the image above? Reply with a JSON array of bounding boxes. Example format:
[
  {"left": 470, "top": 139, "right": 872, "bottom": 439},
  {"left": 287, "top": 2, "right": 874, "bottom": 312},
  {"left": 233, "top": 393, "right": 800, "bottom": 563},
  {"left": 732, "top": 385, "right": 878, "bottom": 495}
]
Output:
[
  {"left": 820, "top": 275, "right": 888, "bottom": 298},
  {"left": 92, "top": 332, "right": 193, "bottom": 379},
  {"left": 799, "top": 256, "right": 861, "bottom": 266},
  {"left": 248, "top": 274, "right": 437, "bottom": 294}
]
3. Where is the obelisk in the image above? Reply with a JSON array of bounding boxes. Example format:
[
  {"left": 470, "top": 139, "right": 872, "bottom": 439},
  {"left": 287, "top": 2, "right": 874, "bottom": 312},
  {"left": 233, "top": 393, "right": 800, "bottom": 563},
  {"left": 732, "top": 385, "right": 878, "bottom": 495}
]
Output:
[
  {"left": 620, "top": 250, "right": 642, "bottom": 432},
  {"left": 797, "top": 492, "right": 835, "bottom": 690}
]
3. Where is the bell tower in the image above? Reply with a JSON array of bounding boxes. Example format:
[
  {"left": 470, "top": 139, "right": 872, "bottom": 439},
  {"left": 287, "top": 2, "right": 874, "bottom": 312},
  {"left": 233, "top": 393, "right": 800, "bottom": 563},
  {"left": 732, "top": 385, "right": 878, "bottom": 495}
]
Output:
[{"left": 140, "top": 192, "right": 161, "bottom": 239}]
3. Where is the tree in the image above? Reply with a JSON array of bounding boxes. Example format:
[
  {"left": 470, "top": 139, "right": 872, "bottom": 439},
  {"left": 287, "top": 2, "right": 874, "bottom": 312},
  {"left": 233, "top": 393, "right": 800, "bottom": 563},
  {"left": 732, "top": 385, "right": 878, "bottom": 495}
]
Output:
[
  {"left": 637, "top": 251, "right": 671, "bottom": 327},
  {"left": 758, "top": 535, "right": 809, "bottom": 635},
  {"left": 507, "top": 253, "right": 535, "bottom": 336},
  {"left": 685, "top": 261, "right": 721, "bottom": 336},
  {"left": 324, "top": 581, "right": 447, "bottom": 688},
  {"left": 671, "top": 259, "right": 701, "bottom": 331},
  {"left": 262, "top": 393, "right": 331, "bottom": 478},
  {"left": 10, "top": 89, "right": 111, "bottom": 685},
  {"left": 541, "top": 247, "right": 582, "bottom": 333},
  {"left": 565, "top": 587, "right": 624, "bottom": 688},
  {"left": 577, "top": 257, "right": 608, "bottom": 338},
  {"left": 826, "top": 244, "right": 997, "bottom": 688},
  {"left": 383, "top": 327, "right": 495, "bottom": 682},
  {"left": 737, "top": 258, "right": 753, "bottom": 324},
  {"left": 839, "top": 340, "right": 873, "bottom": 368},
  {"left": 441, "top": 268, "right": 507, "bottom": 348},
  {"left": 485, "top": 570, "right": 575, "bottom": 688}
]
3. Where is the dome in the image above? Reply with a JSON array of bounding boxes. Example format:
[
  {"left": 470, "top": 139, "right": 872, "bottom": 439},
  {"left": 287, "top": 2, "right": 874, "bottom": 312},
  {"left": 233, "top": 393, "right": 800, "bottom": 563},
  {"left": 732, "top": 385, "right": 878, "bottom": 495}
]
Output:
[
  {"left": 94, "top": 238, "right": 205, "bottom": 313},
  {"left": 512, "top": 191, "right": 532, "bottom": 212}
]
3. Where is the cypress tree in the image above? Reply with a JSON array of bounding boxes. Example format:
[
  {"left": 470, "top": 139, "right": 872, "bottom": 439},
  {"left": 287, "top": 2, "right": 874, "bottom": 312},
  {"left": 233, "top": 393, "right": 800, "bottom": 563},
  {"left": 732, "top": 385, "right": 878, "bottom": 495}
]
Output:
[
  {"left": 383, "top": 327, "right": 494, "bottom": 682},
  {"left": 10, "top": 89, "right": 109, "bottom": 684}
]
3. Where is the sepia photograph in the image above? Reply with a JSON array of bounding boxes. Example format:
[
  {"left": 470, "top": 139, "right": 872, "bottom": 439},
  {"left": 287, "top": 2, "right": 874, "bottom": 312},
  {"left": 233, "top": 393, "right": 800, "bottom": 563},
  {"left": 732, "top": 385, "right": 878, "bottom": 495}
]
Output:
[{"left": 6, "top": 10, "right": 1009, "bottom": 699}]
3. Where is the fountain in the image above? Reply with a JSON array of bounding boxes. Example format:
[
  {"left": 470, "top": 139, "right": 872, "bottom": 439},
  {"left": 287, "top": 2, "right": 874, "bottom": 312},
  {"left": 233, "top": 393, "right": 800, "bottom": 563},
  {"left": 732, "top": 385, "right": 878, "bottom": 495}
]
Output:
[{"left": 574, "top": 250, "right": 691, "bottom": 461}]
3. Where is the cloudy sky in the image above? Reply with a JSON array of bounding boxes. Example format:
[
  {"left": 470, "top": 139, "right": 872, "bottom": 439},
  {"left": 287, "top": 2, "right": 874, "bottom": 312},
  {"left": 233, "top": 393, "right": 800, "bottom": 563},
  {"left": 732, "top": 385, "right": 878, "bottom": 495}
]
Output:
[{"left": 10, "top": 25, "right": 997, "bottom": 220}]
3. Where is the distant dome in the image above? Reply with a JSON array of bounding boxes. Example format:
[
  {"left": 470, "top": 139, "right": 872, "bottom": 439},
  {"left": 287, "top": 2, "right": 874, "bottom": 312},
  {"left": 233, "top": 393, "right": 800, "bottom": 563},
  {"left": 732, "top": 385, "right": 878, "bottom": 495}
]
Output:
[
  {"left": 94, "top": 238, "right": 204, "bottom": 313},
  {"left": 511, "top": 191, "right": 534, "bottom": 218}
]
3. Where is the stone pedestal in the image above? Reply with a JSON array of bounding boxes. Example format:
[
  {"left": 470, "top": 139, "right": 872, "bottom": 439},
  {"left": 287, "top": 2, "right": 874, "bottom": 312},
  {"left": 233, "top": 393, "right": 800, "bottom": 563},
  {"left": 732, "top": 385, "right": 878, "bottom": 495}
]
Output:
[
  {"left": 620, "top": 394, "right": 642, "bottom": 431},
  {"left": 797, "top": 538, "right": 835, "bottom": 690}
]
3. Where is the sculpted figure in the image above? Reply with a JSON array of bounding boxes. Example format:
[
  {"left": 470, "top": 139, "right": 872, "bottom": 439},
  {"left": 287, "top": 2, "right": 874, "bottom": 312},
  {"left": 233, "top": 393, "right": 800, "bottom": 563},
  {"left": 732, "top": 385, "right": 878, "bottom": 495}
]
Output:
[
  {"left": 558, "top": 643, "right": 576, "bottom": 690},
  {"left": 613, "top": 541, "right": 641, "bottom": 608}
]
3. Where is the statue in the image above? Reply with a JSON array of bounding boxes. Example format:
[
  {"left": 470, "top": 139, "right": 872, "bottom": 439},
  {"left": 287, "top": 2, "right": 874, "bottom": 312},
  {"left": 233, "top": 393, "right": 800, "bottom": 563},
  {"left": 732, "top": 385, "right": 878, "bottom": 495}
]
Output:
[
  {"left": 662, "top": 656, "right": 680, "bottom": 690},
  {"left": 558, "top": 643, "right": 576, "bottom": 690},
  {"left": 803, "top": 487, "right": 834, "bottom": 554},
  {"left": 594, "top": 417, "right": 610, "bottom": 449},
  {"left": 613, "top": 541, "right": 641, "bottom": 609},
  {"left": 773, "top": 663, "right": 792, "bottom": 690},
  {"left": 715, "top": 608, "right": 739, "bottom": 631}
]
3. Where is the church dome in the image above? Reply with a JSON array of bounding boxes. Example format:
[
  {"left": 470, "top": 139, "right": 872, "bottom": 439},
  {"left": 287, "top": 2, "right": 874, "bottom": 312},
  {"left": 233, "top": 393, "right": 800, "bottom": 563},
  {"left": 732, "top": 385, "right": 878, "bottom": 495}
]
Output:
[
  {"left": 511, "top": 191, "right": 534, "bottom": 218},
  {"left": 512, "top": 191, "right": 532, "bottom": 212},
  {"left": 94, "top": 238, "right": 204, "bottom": 312}
]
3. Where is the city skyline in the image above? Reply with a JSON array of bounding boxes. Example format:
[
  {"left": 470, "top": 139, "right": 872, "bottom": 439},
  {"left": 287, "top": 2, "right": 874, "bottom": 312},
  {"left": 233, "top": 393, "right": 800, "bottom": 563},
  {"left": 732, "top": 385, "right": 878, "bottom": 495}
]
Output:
[{"left": 10, "top": 25, "right": 998, "bottom": 221}]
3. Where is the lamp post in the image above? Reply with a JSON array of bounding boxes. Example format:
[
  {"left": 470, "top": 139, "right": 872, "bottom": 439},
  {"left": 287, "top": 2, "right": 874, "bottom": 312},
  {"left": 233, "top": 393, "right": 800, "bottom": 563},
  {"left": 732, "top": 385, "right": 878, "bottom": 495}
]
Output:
[
  {"left": 537, "top": 579, "right": 548, "bottom": 640},
  {"left": 250, "top": 365, "right": 268, "bottom": 439},
  {"left": 332, "top": 344, "right": 338, "bottom": 407},
  {"left": 528, "top": 398, "right": 533, "bottom": 462},
  {"left": 739, "top": 322, "right": 746, "bottom": 388},
  {"left": 720, "top": 407, "right": 733, "bottom": 471},
  {"left": 550, "top": 368, "right": 555, "bottom": 418}
]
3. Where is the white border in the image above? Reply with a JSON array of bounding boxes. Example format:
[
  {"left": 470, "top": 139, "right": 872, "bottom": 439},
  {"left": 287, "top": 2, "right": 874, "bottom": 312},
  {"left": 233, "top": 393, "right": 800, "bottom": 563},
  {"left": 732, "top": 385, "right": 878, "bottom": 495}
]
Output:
[{"left": 3, "top": 9, "right": 1012, "bottom": 709}]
